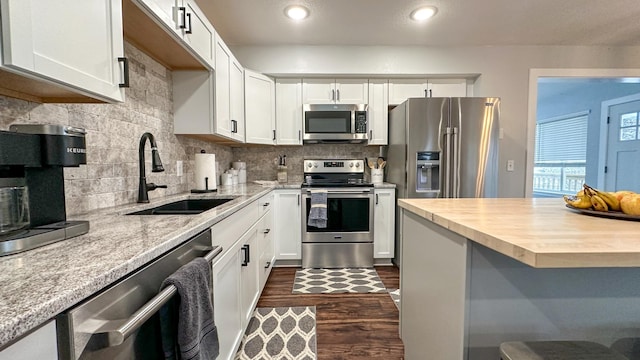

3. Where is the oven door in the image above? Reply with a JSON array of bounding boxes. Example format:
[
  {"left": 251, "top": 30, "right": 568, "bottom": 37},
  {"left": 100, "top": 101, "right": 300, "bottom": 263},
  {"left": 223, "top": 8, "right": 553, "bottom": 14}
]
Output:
[{"left": 302, "top": 188, "right": 374, "bottom": 243}]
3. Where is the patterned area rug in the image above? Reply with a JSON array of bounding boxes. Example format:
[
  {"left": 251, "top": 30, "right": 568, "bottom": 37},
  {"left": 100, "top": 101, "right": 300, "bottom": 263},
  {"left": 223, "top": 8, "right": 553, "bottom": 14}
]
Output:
[
  {"left": 235, "top": 306, "right": 317, "bottom": 360},
  {"left": 292, "top": 268, "right": 387, "bottom": 294},
  {"left": 388, "top": 288, "right": 400, "bottom": 310}
]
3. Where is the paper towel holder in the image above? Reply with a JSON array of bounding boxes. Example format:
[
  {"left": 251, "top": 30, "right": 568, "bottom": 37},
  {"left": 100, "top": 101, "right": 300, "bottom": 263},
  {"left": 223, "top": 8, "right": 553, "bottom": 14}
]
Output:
[{"left": 191, "top": 150, "right": 218, "bottom": 193}]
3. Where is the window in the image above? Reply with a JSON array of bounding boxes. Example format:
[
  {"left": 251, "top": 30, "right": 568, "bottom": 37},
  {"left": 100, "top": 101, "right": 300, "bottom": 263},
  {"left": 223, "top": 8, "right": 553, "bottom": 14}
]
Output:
[
  {"left": 619, "top": 112, "right": 640, "bottom": 141},
  {"left": 533, "top": 111, "right": 588, "bottom": 196}
]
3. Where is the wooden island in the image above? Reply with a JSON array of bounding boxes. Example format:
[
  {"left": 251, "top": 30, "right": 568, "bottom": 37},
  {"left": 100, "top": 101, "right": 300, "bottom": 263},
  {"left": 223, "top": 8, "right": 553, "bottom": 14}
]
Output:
[{"left": 398, "top": 198, "right": 640, "bottom": 360}]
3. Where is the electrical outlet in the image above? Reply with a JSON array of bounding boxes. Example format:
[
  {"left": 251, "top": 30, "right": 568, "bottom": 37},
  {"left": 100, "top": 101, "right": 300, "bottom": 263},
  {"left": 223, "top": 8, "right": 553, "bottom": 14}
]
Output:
[
  {"left": 506, "top": 160, "right": 514, "bottom": 172},
  {"left": 177, "top": 160, "right": 183, "bottom": 176}
]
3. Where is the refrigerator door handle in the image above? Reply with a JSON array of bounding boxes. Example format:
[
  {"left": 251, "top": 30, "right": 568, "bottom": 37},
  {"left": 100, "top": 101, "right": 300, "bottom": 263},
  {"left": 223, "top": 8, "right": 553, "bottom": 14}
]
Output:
[
  {"left": 444, "top": 127, "right": 452, "bottom": 198},
  {"left": 452, "top": 127, "right": 460, "bottom": 198}
]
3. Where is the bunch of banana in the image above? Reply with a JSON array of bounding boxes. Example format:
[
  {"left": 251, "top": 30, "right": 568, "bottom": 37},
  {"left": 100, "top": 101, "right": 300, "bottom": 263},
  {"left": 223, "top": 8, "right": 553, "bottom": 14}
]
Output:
[{"left": 563, "top": 184, "right": 637, "bottom": 213}]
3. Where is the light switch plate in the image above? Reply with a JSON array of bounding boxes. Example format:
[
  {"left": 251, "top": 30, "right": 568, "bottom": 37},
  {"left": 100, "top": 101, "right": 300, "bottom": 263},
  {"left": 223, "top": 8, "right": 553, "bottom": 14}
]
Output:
[
  {"left": 177, "top": 160, "right": 183, "bottom": 176},
  {"left": 506, "top": 160, "right": 514, "bottom": 172}
]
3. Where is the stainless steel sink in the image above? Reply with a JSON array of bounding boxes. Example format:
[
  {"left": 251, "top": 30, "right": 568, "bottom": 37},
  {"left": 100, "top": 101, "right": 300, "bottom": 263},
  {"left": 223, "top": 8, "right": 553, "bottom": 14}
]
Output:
[{"left": 126, "top": 198, "right": 234, "bottom": 215}]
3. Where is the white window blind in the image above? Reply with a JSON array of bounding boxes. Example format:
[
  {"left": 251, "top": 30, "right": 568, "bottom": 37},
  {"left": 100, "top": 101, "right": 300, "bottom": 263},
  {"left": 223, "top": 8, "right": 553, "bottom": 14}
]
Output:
[{"left": 535, "top": 112, "right": 588, "bottom": 162}]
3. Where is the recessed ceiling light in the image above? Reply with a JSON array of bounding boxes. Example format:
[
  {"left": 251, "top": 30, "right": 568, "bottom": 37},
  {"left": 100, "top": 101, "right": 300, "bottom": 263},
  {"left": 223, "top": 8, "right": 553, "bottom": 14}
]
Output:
[
  {"left": 285, "top": 5, "right": 309, "bottom": 20},
  {"left": 410, "top": 6, "right": 437, "bottom": 21}
]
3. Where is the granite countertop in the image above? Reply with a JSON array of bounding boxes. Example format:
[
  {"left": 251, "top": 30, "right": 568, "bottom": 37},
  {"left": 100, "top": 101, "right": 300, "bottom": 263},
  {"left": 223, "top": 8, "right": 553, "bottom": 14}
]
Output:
[
  {"left": 0, "top": 183, "right": 278, "bottom": 347},
  {"left": 399, "top": 198, "right": 640, "bottom": 268}
]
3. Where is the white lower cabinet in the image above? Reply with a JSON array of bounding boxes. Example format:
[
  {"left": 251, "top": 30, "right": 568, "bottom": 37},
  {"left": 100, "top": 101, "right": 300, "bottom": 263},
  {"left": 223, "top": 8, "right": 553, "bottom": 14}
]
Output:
[
  {"left": 0, "top": 320, "right": 57, "bottom": 360},
  {"left": 211, "top": 237, "right": 243, "bottom": 360},
  {"left": 374, "top": 188, "right": 395, "bottom": 259},
  {"left": 239, "top": 224, "right": 260, "bottom": 328},
  {"left": 210, "top": 192, "right": 275, "bottom": 360},
  {"left": 273, "top": 189, "right": 302, "bottom": 261}
]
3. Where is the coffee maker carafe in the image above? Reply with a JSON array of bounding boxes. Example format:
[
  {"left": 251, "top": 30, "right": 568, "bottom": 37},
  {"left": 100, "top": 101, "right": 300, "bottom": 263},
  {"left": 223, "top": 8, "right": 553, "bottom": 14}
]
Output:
[{"left": 0, "top": 124, "right": 89, "bottom": 256}]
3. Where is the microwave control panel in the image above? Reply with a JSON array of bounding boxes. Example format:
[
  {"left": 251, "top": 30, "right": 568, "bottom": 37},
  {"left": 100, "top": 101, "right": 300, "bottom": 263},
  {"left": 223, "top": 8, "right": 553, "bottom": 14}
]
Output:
[{"left": 355, "top": 111, "right": 367, "bottom": 133}]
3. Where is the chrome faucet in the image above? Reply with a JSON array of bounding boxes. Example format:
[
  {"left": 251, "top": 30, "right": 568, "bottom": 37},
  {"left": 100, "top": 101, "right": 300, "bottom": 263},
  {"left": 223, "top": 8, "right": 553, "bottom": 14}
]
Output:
[{"left": 137, "top": 132, "right": 167, "bottom": 203}]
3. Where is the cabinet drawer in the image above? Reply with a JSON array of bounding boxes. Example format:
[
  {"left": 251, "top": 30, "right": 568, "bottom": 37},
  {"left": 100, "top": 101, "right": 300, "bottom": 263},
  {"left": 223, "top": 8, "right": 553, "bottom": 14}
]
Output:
[
  {"left": 211, "top": 201, "right": 259, "bottom": 251},
  {"left": 257, "top": 192, "right": 273, "bottom": 218}
]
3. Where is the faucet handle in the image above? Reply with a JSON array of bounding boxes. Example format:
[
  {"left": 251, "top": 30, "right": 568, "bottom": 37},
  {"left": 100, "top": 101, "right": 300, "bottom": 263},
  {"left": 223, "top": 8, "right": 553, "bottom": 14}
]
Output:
[{"left": 147, "top": 183, "right": 167, "bottom": 191}]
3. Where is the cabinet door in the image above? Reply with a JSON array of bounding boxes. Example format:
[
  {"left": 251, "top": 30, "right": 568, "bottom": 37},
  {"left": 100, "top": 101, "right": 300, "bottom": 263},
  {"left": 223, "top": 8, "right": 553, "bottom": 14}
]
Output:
[
  {"left": 240, "top": 225, "right": 259, "bottom": 327},
  {"left": 0, "top": 320, "right": 57, "bottom": 360},
  {"left": 1, "top": 0, "right": 125, "bottom": 102},
  {"left": 258, "top": 210, "right": 275, "bottom": 290},
  {"left": 367, "top": 80, "right": 389, "bottom": 145},
  {"left": 230, "top": 58, "right": 245, "bottom": 142},
  {"left": 388, "top": 79, "right": 428, "bottom": 105},
  {"left": 374, "top": 189, "right": 395, "bottom": 259},
  {"left": 182, "top": 0, "right": 215, "bottom": 68},
  {"left": 275, "top": 78, "right": 303, "bottom": 145},
  {"left": 274, "top": 190, "right": 302, "bottom": 260},
  {"left": 135, "top": 0, "right": 181, "bottom": 36},
  {"left": 336, "top": 79, "right": 368, "bottom": 104},
  {"left": 302, "top": 79, "right": 335, "bottom": 104},
  {"left": 427, "top": 79, "right": 467, "bottom": 97},
  {"left": 211, "top": 243, "right": 242, "bottom": 360},
  {"left": 214, "top": 37, "right": 233, "bottom": 139},
  {"left": 245, "top": 70, "right": 275, "bottom": 144}
]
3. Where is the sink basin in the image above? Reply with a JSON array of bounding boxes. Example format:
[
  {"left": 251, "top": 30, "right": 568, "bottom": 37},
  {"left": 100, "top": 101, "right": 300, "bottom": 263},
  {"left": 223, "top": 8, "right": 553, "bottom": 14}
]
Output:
[{"left": 126, "top": 198, "right": 234, "bottom": 215}]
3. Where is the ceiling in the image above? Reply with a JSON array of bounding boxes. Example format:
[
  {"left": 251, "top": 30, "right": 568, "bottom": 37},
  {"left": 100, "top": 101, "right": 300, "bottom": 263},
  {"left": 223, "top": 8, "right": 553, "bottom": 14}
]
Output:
[{"left": 195, "top": 0, "right": 640, "bottom": 47}]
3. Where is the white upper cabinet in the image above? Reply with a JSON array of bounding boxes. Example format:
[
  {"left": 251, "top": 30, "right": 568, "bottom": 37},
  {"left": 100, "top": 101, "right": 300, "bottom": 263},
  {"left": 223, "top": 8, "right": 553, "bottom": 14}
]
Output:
[
  {"left": 427, "top": 79, "right": 468, "bottom": 98},
  {"left": 229, "top": 57, "right": 245, "bottom": 142},
  {"left": 0, "top": 0, "right": 126, "bottom": 102},
  {"left": 389, "top": 78, "right": 468, "bottom": 104},
  {"left": 214, "top": 35, "right": 245, "bottom": 141},
  {"left": 245, "top": 69, "right": 275, "bottom": 145},
  {"left": 303, "top": 79, "right": 368, "bottom": 104},
  {"left": 132, "top": 0, "right": 215, "bottom": 68},
  {"left": 275, "top": 78, "right": 303, "bottom": 145},
  {"left": 388, "top": 79, "right": 428, "bottom": 105},
  {"left": 367, "top": 79, "right": 389, "bottom": 145}
]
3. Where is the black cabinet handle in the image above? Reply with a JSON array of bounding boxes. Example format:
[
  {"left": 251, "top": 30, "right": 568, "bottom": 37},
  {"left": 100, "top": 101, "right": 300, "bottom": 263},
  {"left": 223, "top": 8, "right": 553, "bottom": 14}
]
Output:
[
  {"left": 185, "top": 12, "right": 192, "bottom": 34},
  {"left": 265, "top": 261, "right": 271, "bottom": 269},
  {"left": 263, "top": 202, "right": 270, "bottom": 207},
  {"left": 178, "top": 7, "right": 187, "bottom": 29},
  {"left": 273, "top": 129, "right": 276, "bottom": 141},
  {"left": 241, "top": 244, "right": 250, "bottom": 266},
  {"left": 336, "top": 89, "right": 340, "bottom": 101},
  {"left": 429, "top": 89, "right": 433, "bottom": 97},
  {"left": 231, "top": 119, "right": 237, "bottom": 133},
  {"left": 298, "top": 130, "right": 301, "bottom": 141},
  {"left": 263, "top": 229, "right": 271, "bottom": 234},
  {"left": 376, "top": 193, "right": 379, "bottom": 205},
  {"left": 117, "top": 57, "right": 129, "bottom": 88}
]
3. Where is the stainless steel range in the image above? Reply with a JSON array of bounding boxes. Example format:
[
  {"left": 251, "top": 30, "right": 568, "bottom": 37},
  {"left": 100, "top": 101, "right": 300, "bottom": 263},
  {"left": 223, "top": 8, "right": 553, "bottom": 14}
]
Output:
[{"left": 301, "top": 159, "right": 374, "bottom": 268}]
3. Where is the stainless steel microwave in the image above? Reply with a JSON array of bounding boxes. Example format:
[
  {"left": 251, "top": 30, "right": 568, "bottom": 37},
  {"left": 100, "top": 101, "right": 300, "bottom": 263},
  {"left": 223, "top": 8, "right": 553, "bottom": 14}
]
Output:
[{"left": 303, "top": 104, "right": 368, "bottom": 143}]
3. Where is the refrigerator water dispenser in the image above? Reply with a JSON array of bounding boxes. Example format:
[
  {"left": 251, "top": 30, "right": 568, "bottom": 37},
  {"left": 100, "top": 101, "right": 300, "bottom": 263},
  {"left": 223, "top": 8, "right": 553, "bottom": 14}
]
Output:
[{"left": 416, "top": 151, "right": 440, "bottom": 197}]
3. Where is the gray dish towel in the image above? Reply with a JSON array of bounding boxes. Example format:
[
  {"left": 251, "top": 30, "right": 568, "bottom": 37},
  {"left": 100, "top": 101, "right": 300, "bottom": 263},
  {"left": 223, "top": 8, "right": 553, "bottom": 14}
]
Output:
[
  {"left": 160, "top": 257, "right": 219, "bottom": 360},
  {"left": 307, "top": 189, "right": 328, "bottom": 228}
]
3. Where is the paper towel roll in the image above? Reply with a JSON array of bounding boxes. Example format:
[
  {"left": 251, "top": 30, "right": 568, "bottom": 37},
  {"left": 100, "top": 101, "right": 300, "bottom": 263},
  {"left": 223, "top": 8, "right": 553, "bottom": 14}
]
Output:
[{"left": 194, "top": 153, "right": 217, "bottom": 190}]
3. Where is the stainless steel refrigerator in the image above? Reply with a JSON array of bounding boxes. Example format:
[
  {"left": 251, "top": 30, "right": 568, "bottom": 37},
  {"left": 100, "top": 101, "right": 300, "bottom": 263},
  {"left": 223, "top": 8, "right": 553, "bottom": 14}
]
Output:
[{"left": 386, "top": 97, "right": 500, "bottom": 265}]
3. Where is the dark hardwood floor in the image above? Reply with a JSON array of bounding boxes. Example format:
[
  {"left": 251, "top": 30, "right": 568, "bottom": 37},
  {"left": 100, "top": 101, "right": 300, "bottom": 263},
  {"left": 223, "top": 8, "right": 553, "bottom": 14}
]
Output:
[{"left": 257, "top": 266, "right": 404, "bottom": 360}]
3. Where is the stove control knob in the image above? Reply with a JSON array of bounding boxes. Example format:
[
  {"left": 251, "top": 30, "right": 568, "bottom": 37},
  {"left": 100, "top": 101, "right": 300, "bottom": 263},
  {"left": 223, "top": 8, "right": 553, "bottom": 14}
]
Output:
[
  {"left": 307, "top": 163, "right": 313, "bottom": 168},
  {"left": 355, "top": 162, "right": 360, "bottom": 168},
  {"left": 313, "top": 162, "right": 318, "bottom": 168},
  {"left": 349, "top": 162, "right": 354, "bottom": 168}
]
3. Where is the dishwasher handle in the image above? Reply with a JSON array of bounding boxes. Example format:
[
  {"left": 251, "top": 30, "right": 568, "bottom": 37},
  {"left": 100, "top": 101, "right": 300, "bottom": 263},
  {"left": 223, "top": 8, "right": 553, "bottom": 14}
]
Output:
[{"left": 93, "top": 246, "right": 222, "bottom": 347}]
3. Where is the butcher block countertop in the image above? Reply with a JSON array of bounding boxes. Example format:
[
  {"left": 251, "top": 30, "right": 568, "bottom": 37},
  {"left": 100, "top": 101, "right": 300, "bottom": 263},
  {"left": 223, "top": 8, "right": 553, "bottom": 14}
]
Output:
[{"left": 398, "top": 198, "right": 640, "bottom": 268}]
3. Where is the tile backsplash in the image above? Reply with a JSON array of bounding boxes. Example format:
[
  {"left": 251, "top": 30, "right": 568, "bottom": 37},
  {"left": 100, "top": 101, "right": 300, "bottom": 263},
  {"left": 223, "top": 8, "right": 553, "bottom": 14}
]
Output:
[{"left": 0, "top": 42, "right": 381, "bottom": 216}]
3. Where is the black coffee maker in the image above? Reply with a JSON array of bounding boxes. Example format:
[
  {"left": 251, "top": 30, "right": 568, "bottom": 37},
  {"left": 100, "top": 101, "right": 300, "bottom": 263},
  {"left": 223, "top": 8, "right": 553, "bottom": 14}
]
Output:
[{"left": 0, "top": 124, "right": 89, "bottom": 256}]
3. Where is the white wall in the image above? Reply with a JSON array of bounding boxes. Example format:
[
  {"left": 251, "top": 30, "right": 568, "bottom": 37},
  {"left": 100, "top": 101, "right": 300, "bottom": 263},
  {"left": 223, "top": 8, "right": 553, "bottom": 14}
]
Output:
[{"left": 231, "top": 45, "right": 640, "bottom": 197}]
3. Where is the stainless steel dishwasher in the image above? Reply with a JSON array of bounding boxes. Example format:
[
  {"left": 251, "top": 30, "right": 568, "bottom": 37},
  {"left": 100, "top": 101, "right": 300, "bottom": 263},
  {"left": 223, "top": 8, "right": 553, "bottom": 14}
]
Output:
[{"left": 56, "top": 228, "right": 222, "bottom": 360}]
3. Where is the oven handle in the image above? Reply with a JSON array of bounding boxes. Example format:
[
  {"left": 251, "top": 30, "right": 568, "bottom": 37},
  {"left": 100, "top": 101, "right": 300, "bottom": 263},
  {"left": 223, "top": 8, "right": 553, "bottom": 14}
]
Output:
[
  {"left": 303, "top": 188, "right": 372, "bottom": 194},
  {"left": 91, "top": 246, "right": 223, "bottom": 347}
]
